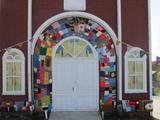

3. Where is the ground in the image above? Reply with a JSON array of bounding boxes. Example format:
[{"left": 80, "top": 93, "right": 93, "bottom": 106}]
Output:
[
  {"left": 0, "top": 112, "right": 45, "bottom": 120},
  {"left": 0, "top": 112, "right": 158, "bottom": 120},
  {"left": 104, "top": 113, "right": 158, "bottom": 120}
]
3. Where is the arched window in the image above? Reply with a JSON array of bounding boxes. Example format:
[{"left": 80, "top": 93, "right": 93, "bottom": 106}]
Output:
[
  {"left": 124, "top": 47, "right": 147, "bottom": 93},
  {"left": 2, "top": 48, "right": 25, "bottom": 95},
  {"left": 54, "top": 36, "right": 95, "bottom": 58}
]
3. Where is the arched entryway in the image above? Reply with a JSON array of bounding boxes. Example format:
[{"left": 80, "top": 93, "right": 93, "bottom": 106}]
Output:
[
  {"left": 52, "top": 36, "right": 99, "bottom": 111},
  {"left": 32, "top": 12, "right": 118, "bottom": 112}
]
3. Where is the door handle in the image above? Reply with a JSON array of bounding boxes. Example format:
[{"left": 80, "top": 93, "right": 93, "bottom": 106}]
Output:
[{"left": 72, "top": 87, "right": 74, "bottom": 91}]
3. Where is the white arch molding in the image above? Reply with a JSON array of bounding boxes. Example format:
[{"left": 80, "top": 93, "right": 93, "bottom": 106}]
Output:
[
  {"left": 31, "top": 11, "right": 121, "bottom": 102},
  {"left": 32, "top": 12, "right": 119, "bottom": 54}
]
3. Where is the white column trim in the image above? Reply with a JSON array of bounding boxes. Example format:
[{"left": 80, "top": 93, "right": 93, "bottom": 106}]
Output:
[
  {"left": 148, "top": 0, "right": 152, "bottom": 99},
  {"left": 117, "top": 0, "right": 122, "bottom": 100},
  {"left": 28, "top": 0, "right": 32, "bottom": 101}
]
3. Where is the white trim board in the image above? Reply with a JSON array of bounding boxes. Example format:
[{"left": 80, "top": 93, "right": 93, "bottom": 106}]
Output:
[
  {"left": 148, "top": 0, "right": 152, "bottom": 100},
  {"left": 117, "top": 0, "right": 122, "bottom": 100},
  {"left": 28, "top": 0, "right": 32, "bottom": 101}
]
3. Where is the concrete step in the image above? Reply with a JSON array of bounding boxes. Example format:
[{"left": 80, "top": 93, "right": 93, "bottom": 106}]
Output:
[{"left": 49, "top": 111, "right": 102, "bottom": 120}]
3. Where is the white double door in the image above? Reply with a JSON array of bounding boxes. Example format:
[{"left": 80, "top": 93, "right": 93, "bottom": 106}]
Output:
[{"left": 52, "top": 59, "right": 98, "bottom": 111}]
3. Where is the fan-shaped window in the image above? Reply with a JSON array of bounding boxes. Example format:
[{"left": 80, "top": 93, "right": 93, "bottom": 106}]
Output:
[
  {"left": 125, "top": 47, "right": 147, "bottom": 93},
  {"left": 2, "top": 48, "right": 25, "bottom": 95},
  {"left": 55, "top": 37, "right": 94, "bottom": 58}
]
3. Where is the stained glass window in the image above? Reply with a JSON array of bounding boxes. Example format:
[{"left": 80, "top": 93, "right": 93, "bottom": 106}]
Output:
[
  {"left": 125, "top": 47, "right": 147, "bottom": 93},
  {"left": 2, "top": 48, "right": 25, "bottom": 95}
]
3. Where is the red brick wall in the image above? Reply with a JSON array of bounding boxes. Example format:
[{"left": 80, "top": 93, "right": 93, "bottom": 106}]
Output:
[
  {"left": 0, "top": 0, "right": 28, "bottom": 101},
  {"left": 121, "top": 0, "right": 149, "bottom": 100}
]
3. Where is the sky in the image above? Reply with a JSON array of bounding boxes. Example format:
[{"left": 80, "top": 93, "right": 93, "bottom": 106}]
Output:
[{"left": 151, "top": 0, "right": 160, "bottom": 61}]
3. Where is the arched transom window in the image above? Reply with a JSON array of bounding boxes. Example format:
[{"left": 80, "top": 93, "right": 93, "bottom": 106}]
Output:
[
  {"left": 2, "top": 48, "right": 25, "bottom": 95},
  {"left": 125, "top": 47, "right": 147, "bottom": 93},
  {"left": 55, "top": 36, "right": 95, "bottom": 58}
]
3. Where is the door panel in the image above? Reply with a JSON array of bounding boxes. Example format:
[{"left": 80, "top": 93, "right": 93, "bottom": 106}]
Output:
[
  {"left": 53, "top": 61, "right": 75, "bottom": 110},
  {"left": 75, "top": 61, "right": 98, "bottom": 110},
  {"left": 53, "top": 59, "right": 98, "bottom": 111}
]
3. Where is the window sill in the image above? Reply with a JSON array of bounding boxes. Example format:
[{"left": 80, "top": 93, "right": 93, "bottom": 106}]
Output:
[
  {"left": 124, "top": 90, "right": 147, "bottom": 94},
  {"left": 2, "top": 92, "right": 25, "bottom": 95}
]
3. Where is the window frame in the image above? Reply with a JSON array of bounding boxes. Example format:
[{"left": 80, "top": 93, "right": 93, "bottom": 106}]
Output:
[
  {"left": 124, "top": 47, "right": 147, "bottom": 93},
  {"left": 2, "top": 48, "right": 25, "bottom": 95},
  {"left": 54, "top": 36, "right": 97, "bottom": 60},
  {"left": 64, "top": 0, "right": 86, "bottom": 11}
]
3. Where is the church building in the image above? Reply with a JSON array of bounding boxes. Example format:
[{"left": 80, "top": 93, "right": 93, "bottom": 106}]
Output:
[{"left": 0, "top": 0, "right": 153, "bottom": 115}]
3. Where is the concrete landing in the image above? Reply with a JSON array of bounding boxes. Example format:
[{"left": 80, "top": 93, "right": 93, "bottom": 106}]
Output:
[
  {"left": 49, "top": 111, "right": 102, "bottom": 120},
  {"left": 152, "top": 96, "right": 160, "bottom": 119}
]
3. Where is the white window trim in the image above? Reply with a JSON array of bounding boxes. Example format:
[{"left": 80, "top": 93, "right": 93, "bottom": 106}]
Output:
[
  {"left": 125, "top": 47, "right": 147, "bottom": 93},
  {"left": 2, "top": 48, "right": 25, "bottom": 95},
  {"left": 64, "top": 0, "right": 86, "bottom": 11}
]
